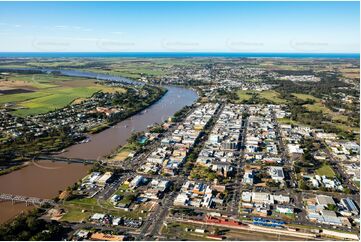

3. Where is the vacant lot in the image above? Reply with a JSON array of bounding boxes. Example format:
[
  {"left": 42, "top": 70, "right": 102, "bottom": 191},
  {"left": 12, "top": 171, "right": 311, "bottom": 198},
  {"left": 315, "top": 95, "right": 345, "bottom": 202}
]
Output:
[{"left": 315, "top": 164, "right": 336, "bottom": 178}]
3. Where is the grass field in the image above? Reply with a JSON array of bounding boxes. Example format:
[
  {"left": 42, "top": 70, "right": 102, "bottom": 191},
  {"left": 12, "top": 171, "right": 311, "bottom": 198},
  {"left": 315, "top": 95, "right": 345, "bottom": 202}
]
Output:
[
  {"left": 62, "top": 196, "right": 148, "bottom": 220},
  {"left": 315, "top": 164, "right": 336, "bottom": 178},
  {"left": 277, "top": 118, "right": 300, "bottom": 126},
  {"left": 259, "top": 90, "right": 287, "bottom": 104},
  {"left": 236, "top": 90, "right": 287, "bottom": 104},
  {"left": 60, "top": 210, "right": 91, "bottom": 223},
  {"left": 292, "top": 92, "right": 353, "bottom": 133},
  {"left": 0, "top": 73, "right": 126, "bottom": 116},
  {"left": 12, "top": 87, "right": 101, "bottom": 116},
  {"left": 237, "top": 90, "right": 253, "bottom": 101},
  {"left": 107, "top": 140, "right": 140, "bottom": 163},
  {"left": 291, "top": 93, "right": 320, "bottom": 102}
]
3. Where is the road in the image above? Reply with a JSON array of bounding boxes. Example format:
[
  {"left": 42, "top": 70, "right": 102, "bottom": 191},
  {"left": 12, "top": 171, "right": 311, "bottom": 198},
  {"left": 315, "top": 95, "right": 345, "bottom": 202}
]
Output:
[
  {"left": 137, "top": 103, "right": 225, "bottom": 240},
  {"left": 228, "top": 109, "right": 248, "bottom": 217}
]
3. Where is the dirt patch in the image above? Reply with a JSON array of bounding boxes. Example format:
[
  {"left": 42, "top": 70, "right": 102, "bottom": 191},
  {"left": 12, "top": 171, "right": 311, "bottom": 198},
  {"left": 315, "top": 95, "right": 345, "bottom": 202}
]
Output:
[
  {"left": 72, "top": 98, "right": 87, "bottom": 105},
  {"left": 57, "top": 79, "right": 97, "bottom": 88},
  {"left": 0, "top": 80, "right": 39, "bottom": 90}
]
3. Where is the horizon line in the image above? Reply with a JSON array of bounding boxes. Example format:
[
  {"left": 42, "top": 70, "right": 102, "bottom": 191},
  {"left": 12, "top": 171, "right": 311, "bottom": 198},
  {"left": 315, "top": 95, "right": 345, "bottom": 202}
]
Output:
[{"left": 0, "top": 51, "right": 359, "bottom": 54}]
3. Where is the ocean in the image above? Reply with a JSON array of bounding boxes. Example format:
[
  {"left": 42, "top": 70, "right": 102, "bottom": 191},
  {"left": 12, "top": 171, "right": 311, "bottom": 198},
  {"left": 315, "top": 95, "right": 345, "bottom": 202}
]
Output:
[{"left": 0, "top": 52, "right": 359, "bottom": 59}]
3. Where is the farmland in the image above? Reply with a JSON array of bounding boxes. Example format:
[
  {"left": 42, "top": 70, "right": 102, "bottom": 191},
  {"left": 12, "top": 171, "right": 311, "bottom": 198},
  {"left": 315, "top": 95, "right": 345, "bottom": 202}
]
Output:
[{"left": 0, "top": 73, "right": 125, "bottom": 116}]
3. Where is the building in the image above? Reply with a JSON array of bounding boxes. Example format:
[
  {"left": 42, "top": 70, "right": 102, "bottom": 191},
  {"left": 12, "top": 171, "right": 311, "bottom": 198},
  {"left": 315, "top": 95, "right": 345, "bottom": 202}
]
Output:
[
  {"left": 90, "top": 213, "right": 106, "bottom": 221},
  {"left": 252, "top": 192, "right": 274, "bottom": 205},
  {"left": 97, "top": 172, "right": 113, "bottom": 187},
  {"left": 287, "top": 144, "right": 304, "bottom": 154},
  {"left": 129, "top": 175, "right": 143, "bottom": 189},
  {"left": 174, "top": 193, "right": 189, "bottom": 206},
  {"left": 341, "top": 198, "right": 359, "bottom": 215},
  {"left": 276, "top": 205, "right": 294, "bottom": 214},
  {"left": 316, "top": 195, "right": 335, "bottom": 207},
  {"left": 268, "top": 166, "right": 285, "bottom": 181},
  {"left": 321, "top": 210, "right": 342, "bottom": 226},
  {"left": 241, "top": 191, "right": 252, "bottom": 202},
  {"left": 242, "top": 170, "right": 254, "bottom": 185}
]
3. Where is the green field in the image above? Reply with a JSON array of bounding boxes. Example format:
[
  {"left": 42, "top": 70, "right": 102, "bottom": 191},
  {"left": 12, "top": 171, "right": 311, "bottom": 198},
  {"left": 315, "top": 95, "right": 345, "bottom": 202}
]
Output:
[
  {"left": 292, "top": 93, "right": 354, "bottom": 133},
  {"left": 277, "top": 118, "right": 300, "bottom": 126},
  {"left": 315, "top": 164, "right": 336, "bottom": 178},
  {"left": 259, "top": 90, "right": 287, "bottom": 104},
  {"left": 60, "top": 210, "right": 91, "bottom": 223},
  {"left": 291, "top": 93, "right": 320, "bottom": 102},
  {"left": 236, "top": 90, "right": 287, "bottom": 104},
  {"left": 237, "top": 90, "right": 253, "bottom": 101},
  {"left": 62, "top": 197, "right": 148, "bottom": 220},
  {"left": 12, "top": 87, "right": 101, "bottom": 116},
  {"left": 0, "top": 73, "right": 125, "bottom": 116}
]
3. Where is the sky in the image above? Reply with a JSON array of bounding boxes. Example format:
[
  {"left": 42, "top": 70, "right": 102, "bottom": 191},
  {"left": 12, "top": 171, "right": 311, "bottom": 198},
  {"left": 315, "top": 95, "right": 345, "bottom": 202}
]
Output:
[{"left": 0, "top": 1, "right": 359, "bottom": 53}]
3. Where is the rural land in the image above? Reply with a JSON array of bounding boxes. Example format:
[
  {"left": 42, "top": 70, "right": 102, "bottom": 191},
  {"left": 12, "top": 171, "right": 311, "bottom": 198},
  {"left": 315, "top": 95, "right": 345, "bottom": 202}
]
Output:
[{"left": 0, "top": 57, "right": 360, "bottom": 241}]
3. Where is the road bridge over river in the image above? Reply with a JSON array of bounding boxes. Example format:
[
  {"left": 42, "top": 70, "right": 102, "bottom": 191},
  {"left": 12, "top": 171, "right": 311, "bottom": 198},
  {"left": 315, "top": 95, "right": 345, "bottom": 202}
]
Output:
[
  {"left": 0, "top": 193, "right": 56, "bottom": 206},
  {"left": 35, "top": 155, "right": 98, "bottom": 164}
]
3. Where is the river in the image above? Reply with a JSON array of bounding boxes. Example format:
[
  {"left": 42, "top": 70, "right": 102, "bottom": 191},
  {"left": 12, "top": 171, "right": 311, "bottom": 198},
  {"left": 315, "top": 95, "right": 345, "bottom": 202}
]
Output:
[{"left": 0, "top": 69, "right": 198, "bottom": 223}]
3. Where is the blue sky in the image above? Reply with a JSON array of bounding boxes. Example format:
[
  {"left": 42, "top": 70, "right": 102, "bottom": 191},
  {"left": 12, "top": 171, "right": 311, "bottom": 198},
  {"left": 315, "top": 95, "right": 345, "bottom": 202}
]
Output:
[{"left": 0, "top": 1, "right": 359, "bottom": 53}]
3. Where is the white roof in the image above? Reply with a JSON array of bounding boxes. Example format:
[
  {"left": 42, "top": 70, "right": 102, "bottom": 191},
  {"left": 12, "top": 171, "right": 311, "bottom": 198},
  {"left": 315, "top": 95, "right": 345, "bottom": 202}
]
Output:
[{"left": 91, "top": 213, "right": 105, "bottom": 220}]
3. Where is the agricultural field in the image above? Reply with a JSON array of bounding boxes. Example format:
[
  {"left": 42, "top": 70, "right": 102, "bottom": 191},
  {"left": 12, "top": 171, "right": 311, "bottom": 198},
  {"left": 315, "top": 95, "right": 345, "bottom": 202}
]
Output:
[
  {"left": 340, "top": 67, "right": 360, "bottom": 79},
  {"left": 0, "top": 73, "right": 125, "bottom": 116}
]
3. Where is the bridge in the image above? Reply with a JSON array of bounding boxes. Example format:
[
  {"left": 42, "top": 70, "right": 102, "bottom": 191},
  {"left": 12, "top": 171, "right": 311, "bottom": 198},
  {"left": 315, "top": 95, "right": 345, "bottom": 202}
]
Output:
[
  {"left": 0, "top": 193, "right": 57, "bottom": 206},
  {"left": 35, "top": 155, "right": 98, "bottom": 164}
]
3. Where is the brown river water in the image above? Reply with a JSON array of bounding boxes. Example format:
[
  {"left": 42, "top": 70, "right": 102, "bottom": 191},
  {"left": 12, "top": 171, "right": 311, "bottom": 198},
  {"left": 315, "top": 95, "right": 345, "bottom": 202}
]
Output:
[{"left": 0, "top": 70, "right": 198, "bottom": 223}]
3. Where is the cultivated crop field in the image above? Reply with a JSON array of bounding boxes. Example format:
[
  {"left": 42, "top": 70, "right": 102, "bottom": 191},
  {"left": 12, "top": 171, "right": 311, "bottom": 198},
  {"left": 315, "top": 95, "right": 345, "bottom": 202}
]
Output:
[{"left": 0, "top": 73, "right": 125, "bottom": 116}]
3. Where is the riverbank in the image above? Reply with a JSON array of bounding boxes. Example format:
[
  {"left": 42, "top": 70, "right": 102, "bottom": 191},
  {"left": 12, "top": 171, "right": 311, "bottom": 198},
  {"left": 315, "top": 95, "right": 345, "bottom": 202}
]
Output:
[
  {"left": 0, "top": 69, "right": 198, "bottom": 224},
  {"left": 0, "top": 79, "right": 167, "bottom": 172},
  {"left": 0, "top": 161, "right": 29, "bottom": 176}
]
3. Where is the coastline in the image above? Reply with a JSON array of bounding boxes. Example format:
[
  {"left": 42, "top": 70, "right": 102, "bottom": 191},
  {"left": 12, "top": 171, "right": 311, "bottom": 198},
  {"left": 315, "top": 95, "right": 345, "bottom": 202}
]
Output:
[{"left": 0, "top": 52, "right": 359, "bottom": 59}]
